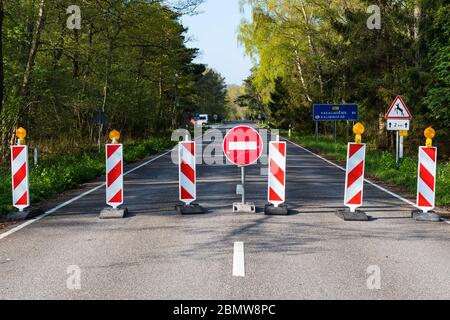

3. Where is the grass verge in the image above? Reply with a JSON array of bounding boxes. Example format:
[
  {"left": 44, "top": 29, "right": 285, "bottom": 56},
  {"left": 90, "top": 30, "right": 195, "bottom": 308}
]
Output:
[{"left": 0, "top": 136, "right": 175, "bottom": 216}]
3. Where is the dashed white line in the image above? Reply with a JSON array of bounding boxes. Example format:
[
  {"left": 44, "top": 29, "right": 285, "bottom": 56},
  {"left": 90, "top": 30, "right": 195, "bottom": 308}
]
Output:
[{"left": 233, "top": 242, "right": 245, "bottom": 277}]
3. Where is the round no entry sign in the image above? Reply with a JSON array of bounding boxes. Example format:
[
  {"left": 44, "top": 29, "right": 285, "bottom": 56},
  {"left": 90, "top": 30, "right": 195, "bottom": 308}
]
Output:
[{"left": 223, "top": 125, "right": 263, "bottom": 166}]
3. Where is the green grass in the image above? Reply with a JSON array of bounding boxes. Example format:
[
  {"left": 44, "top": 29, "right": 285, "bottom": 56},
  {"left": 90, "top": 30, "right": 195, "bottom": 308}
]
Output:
[
  {"left": 0, "top": 136, "right": 175, "bottom": 216},
  {"left": 285, "top": 132, "right": 450, "bottom": 207}
]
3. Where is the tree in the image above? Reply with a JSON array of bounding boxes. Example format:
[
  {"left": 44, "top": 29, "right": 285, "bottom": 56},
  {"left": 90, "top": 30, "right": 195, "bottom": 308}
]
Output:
[
  {"left": 238, "top": 0, "right": 449, "bottom": 154},
  {"left": 0, "top": 0, "right": 218, "bottom": 160},
  {"left": 422, "top": 1, "right": 450, "bottom": 128}
]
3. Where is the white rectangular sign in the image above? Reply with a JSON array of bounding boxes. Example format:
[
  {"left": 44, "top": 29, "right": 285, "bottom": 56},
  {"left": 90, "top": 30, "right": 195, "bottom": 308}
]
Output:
[
  {"left": 229, "top": 141, "right": 257, "bottom": 151},
  {"left": 387, "top": 119, "right": 410, "bottom": 131}
]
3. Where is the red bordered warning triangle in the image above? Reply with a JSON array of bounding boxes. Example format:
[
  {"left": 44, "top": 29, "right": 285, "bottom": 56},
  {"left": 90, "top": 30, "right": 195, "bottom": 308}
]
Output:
[{"left": 385, "top": 96, "right": 412, "bottom": 119}]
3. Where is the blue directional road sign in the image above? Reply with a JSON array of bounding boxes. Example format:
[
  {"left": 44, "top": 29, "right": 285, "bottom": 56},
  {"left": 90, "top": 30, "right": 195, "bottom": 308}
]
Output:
[{"left": 313, "top": 104, "right": 358, "bottom": 121}]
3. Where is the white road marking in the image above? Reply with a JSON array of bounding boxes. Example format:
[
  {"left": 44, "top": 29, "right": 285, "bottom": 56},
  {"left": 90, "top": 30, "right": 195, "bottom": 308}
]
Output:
[
  {"left": 0, "top": 149, "right": 174, "bottom": 241},
  {"left": 229, "top": 141, "right": 257, "bottom": 151},
  {"left": 283, "top": 137, "right": 417, "bottom": 207},
  {"left": 233, "top": 242, "right": 245, "bottom": 277}
]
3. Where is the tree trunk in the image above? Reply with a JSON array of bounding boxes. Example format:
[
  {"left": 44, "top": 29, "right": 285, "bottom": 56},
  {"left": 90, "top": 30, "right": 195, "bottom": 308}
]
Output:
[
  {"left": 299, "top": 1, "right": 324, "bottom": 98},
  {"left": 72, "top": 29, "right": 79, "bottom": 79},
  {"left": 414, "top": 3, "right": 421, "bottom": 67},
  {"left": 0, "top": 0, "right": 5, "bottom": 161},
  {"left": 0, "top": 0, "right": 4, "bottom": 116},
  {"left": 414, "top": 4, "right": 421, "bottom": 40},
  {"left": 98, "top": 38, "right": 113, "bottom": 152},
  {"left": 294, "top": 52, "right": 312, "bottom": 102},
  {"left": 378, "top": 111, "right": 387, "bottom": 149},
  {"left": 21, "top": 0, "right": 45, "bottom": 98}
]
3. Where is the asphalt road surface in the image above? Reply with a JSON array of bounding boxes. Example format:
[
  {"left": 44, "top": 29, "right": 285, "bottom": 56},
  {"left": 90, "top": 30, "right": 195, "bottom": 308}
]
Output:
[{"left": 0, "top": 121, "right": 449, "bottom": 300}]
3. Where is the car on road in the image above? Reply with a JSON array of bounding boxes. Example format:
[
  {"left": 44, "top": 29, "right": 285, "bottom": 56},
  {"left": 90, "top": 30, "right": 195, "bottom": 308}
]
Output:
[{"left": 196, "top": 114, "right": 209, "bottom": 126}]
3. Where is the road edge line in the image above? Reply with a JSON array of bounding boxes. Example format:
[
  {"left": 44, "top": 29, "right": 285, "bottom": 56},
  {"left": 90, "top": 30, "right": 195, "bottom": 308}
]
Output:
[
  {"left": 0, "top": 127, "right": 216, "bottom": 240},
  {"left": 0, "top": 148, "right": 174, "bottom": 241}
]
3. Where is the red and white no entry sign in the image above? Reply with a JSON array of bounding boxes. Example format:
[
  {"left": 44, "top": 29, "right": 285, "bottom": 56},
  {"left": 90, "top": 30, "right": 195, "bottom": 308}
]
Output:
[{"left": 223, "top": 125, "right": 263, "bottom": 166}]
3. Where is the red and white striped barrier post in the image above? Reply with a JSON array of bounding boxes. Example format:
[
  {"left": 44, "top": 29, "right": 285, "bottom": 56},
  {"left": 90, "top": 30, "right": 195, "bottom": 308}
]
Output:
[
  {"left": 11, "top": 128, "right": 30, "bottom": 212},
  {"left": 179, "top": 140, "right": 196, "bottom": 205},
  {"left": 265, "top": 136, "right": 288, "bottom": 215},
  {"left": 337, "top": 123, "right": 369, "bottom": 221},
  {"left": 412, "top": 127, "right": 441, "bottom": 222},
  {"left": 344, "top": 143, "right": 366, "bottom": 212},
  {"left": 100, "top": 130, "right": 127, "bottom": 219},
  {"left": 176, "top": 136, "right": 205, "bottom": 214}
]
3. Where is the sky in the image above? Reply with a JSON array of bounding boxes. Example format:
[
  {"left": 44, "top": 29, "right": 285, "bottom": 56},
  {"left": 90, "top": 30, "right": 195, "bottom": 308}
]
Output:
[{"left": 181, "top": 0, "right": 253, "bottom": 86}]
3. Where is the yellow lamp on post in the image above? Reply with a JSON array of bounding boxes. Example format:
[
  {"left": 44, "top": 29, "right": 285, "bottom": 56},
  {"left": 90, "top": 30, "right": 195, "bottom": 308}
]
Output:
[
  {"left": 424, "top": 127, "right": 435, "bottom": 147},
  {"left": 16, "top": 127, "right": 27, "bottom": 145},
  {"left": 109, "top": 130, "right": 121, "bottom": 144},
  {"left": 353, "top": 122, "right": 365, "bottom": 144}
]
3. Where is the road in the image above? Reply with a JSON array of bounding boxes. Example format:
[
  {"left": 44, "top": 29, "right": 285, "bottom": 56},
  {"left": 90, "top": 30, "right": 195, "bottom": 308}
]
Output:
[{"left": 0, "top": 121, "right": 449, "bottom": 300}]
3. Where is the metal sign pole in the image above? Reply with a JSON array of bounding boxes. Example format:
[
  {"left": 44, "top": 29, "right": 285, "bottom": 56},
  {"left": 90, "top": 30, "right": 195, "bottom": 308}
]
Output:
[
  {"left": 241, "top": 166, "right": 245, "bottom": 204},
  {"left": 315, "top": 121, "right": 319, "bottom": 141},
  {"left": 334, "top": 121, "right": 337, "bottom": 143},
  {"left": 396, "top": 131, "right": 400, "bottom": 168},
  {"left": 399, "top": 135, "right": 404, "bottom": 159}
]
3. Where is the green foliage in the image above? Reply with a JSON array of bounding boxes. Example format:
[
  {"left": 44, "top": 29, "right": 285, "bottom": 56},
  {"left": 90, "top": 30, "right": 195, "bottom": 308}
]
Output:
[
  {"left": 0, "top": 0, "right": 222, "bottom": 155},
  {"left": 239, "top": 0, "right": 450, "bottom": 155},
  {"left": 423, "top": 2, "right": 450, "bottom": 127},
  {"left": 191, "top": 69, "right": 228, "bottom": 118}
]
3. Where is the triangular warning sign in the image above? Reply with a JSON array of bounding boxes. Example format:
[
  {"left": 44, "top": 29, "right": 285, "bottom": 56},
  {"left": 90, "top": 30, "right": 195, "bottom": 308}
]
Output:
[{"left": 385, "top": 96, "right": 412, "bottom": 119}]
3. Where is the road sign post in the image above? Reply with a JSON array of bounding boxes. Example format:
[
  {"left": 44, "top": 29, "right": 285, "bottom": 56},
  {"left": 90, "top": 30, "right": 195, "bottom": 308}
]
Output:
[
  {"left": 336, "top": 123, "right": 369, "bottom": 221},
  {"left": 265, "top": 136, "right": 288, "bottom": 215},
  {"left": 100, "top": 130, "right": 128, "bottom": 219},
  {"left": 223, "top": 125, "right": 263, "bottom": 213},
  {"left": 412, "top": 128, "right": 441, "bottom": 222},
  {"left": 385, "top": 96, "right": 412, "bottom": 168},
  {"left": 241, "top": 166, "right": 245, "bottom": 204},
  {"left": 396, "top": 130, "right": 400, "bottom": 166},
  {"left": 315, "top": 121, "right": 319, "bottom": 141}
]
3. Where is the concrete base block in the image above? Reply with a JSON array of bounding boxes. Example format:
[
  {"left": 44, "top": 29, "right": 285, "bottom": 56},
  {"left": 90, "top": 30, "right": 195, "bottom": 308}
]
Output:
[
  {"left": 265, "top": 203, "right": 288, "bottom": 215},
  {"left": 411, "top": 210, "right": 441, "bottom": 222},
  {"left": 336, "top": 208, "right": 369, "bottom": 221},
  {"left": 175, "top": 203, "right": 206, "bottom": 215},
  {"left": 7, "top": 208, "right": 45, "bottom": 221},
  {"left": 233, "top": 202, "right": 256, "bottom": 213},
  {"left": 100, "top": 207, "right": 128, "bottom": 219}
]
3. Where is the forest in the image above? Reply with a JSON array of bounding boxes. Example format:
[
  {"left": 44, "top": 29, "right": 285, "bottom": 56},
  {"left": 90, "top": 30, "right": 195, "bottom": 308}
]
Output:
[
  {"left": 0, "top": 0, "right": 228, "bottom": 159},
  {"left": 0, "top": 0, "right": 232, "bottom": 214},
  {"left": 237, "top": 0, "right": 449, "bottom": 157}
]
